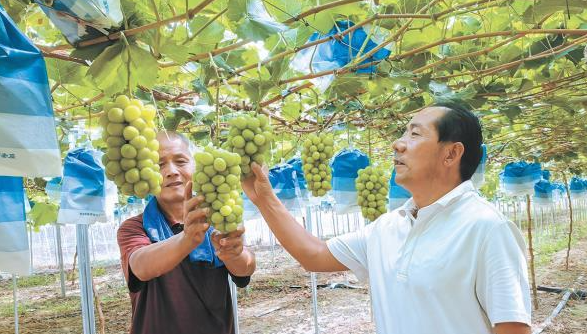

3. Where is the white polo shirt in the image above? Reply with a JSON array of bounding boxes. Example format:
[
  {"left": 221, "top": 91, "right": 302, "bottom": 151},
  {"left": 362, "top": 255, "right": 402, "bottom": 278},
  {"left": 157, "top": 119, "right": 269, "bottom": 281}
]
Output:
[{"left": 327, "top": 181, "right": 531, "bottom": 334}]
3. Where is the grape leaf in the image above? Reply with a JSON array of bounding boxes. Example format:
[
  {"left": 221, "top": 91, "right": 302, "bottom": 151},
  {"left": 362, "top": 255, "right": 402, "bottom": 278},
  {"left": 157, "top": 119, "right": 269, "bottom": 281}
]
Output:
[{"left": 28, "top": 201, "right": 59, "bottom": 230}]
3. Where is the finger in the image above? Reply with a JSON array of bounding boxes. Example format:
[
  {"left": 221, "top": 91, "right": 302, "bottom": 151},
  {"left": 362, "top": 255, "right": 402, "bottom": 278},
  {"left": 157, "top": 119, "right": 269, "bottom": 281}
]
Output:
[
  {"left": 251, "top": 162, "right": 269, "bottom": 182},
  {"left": 211, "top": 237, "right": 221, "bottom": 249},
  {"left": 211, "top": 232, "right": 223, "bottom": 246},
  {"left": 211, "top": 230, "right": 222, "bottom": 241},
  {"left": 184, "top": 194, "right": 205, "bottom": 214},
  {"left": 184, "top": 181, "right": 193, "bottom": 201},
  {"left": 185, "top": 209, "right": 209, "bottom": 226},
  {"left": 217, "top": 245, "right": 243, "bottom": 257},
  {"left": 219, "top": 236, "right": 243, "bottom": 249},
  {"left": 225, "top": 226, "right": 245, "bottom": 239}
]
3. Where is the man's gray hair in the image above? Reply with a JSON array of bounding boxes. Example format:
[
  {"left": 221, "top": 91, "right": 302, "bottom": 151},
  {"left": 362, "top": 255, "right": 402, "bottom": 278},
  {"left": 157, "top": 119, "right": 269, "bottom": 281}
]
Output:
[{"left": 156, "top": 130, "right": 197, "bottom": 156}]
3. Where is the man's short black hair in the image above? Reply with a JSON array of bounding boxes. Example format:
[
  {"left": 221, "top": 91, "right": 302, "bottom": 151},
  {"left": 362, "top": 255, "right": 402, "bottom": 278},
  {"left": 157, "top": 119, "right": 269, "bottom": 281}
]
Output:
[{"left": 432, "top": 102, "right": 483, "bottom": 181}]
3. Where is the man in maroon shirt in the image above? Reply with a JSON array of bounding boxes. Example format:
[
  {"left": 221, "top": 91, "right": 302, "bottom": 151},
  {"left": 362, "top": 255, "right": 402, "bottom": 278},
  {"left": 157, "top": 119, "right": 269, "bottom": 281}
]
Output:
[{"left": 117, "top": 132, "right": 256, "bottom": 334}]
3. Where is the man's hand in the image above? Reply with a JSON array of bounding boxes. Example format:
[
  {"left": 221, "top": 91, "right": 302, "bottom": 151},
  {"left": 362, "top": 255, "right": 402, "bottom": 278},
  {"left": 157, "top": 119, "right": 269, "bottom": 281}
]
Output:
[
  {"left": 241, "top": 162, "right": 275, "bottom": 206},
  {"left": 211, "top": 226, "right": 245, "bottom": 261},
  {"left": 212, "top": 226, "right": 256, "bottom": 277},
  {"left": 182, "top": 181, "right": 210, "bottom": 247}
]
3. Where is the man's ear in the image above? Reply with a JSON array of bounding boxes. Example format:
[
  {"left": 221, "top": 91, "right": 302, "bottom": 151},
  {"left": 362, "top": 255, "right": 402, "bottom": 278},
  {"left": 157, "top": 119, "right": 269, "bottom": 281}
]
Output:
[{"left": 444, "top": 142, "right": 464, "bottom": 167}]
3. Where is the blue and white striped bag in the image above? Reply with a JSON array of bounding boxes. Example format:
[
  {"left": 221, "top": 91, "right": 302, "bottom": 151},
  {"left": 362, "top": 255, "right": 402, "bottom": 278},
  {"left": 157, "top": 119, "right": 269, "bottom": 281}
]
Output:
[
  {"left": 269, "top": 163, "right": 304, "bottom": 216},
  {"left": 0, "top": 176, "right": 30, "bottom": 275},
  {"left": 330, "top": 149, "right": 370, "bottom": 214},
  {"left": 570, "top": 177, "right": 587, "bottom": 199},
  {"left": 0, "top": 5, "right": 61, "bottom": 177},
  {"left": 533, "top": 179, "right": 554, "bottom": 207},
  {"left": 57, "top": 148, "right": 107, "bottom": 224},
  {"left": 388, "top": 169, "right": 411, "bottom": 210},
  {"left": 286, "top": 157, "right": 309, "bottom": 204},
  {"left": 45, "top": 177, "right": 62, "bottom": 203},
  {"left": 552, "top": 183, "right": 566, "bottom": 201},
  {"left": 471, "top": 144, "right": 487, "bottom": 188},
  {"left": 499, "top": 161, "right": 542, "bottom": 196},
  {"left": 34, "top": 0, "right": 123, "bottom": 46}
]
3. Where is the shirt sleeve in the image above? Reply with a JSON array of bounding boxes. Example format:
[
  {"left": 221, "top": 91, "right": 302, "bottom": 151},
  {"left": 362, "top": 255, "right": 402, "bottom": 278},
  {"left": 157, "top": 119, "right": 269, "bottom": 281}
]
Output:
[
  {"left": 117, "top": 216, "right": 152, "bottom": 293},
  {"left": 475, "top": 221, "right": 532, "bottom": 327},
  {"left": 326, "top": 224, "right": 372, "bottom": 282},
  {"left": 229, "top": 273, "right": 251, "bottom": 288}
]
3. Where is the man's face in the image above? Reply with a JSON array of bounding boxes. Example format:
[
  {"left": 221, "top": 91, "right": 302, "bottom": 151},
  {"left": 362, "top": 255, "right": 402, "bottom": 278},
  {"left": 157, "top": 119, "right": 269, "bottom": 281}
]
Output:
[
  {"left": 392, "top": 107, "right": 448, "bottom": 191},
  {"left": 156, "top": 134, "right": 194, "bottom": 204}
]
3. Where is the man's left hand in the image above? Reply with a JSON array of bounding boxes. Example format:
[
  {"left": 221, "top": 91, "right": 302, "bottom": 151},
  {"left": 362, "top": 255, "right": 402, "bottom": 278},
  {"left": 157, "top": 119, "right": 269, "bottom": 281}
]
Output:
[{"left": 211, "top": 226, "right": 245, "bottom": 262}]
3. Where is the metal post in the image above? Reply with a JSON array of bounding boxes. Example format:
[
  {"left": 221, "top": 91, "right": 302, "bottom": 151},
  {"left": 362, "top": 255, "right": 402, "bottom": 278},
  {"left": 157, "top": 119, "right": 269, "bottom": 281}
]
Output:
[
  {"left": 55, "top": 224, "right": 66, "bottom": 297},
  {"left": 513, "top": 200, "right": 519, "bottom": 230},
  {"left": 229, "top": 278, "right": 240, "bottom": 334},
  {"left": 269, "top": 231, "right": 276, "bottom": 266},
  {"left": 77, "top": 223, "right": 96, "bottom": 334},
  {"left": 345, "top": 213, "right": 350, "bottom": 233},
  {"left": 13, "top": 275, "right": 19, "bottom": 334},
  {"left": 305, "top": 205, "right": 319, "bottom": 334},
  {"left": 28, "top": 227, "right": 33, "bottom": 272}
]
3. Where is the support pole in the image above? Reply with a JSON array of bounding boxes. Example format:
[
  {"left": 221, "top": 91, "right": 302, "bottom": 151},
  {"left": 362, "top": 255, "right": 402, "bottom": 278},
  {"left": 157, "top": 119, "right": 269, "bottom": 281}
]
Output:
[
  {"left": 269, "top": 231, "right": 276, "bottom": 266},
  {"left": 305, "top": 205, "right": 319, "bottom": 334},
  {"left": 526, "top": 194, "right": 539, "bottom": 310},
  {"left": 77, "top": 223, "right": 96, "bottom": 334},
  {"left": 28, "top": 227, "right": 33, "bottom": 272},
  {"left": 13, "top": 275, "right": 19, "bottom": 334},
  {"left": 229, "top": 278, "right": 240, "bottom": 334},
  {"left": 562, "top": 174, "right": 574, "bottom": 270},
  {"left": 56, "top": 224, "right": 66, "bottom": 297}
]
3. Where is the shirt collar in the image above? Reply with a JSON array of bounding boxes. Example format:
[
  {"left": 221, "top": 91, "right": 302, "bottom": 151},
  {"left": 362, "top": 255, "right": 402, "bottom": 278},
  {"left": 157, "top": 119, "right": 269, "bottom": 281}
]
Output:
[{"left": 398, "top": 180, "right": 475, "bottom": 221}]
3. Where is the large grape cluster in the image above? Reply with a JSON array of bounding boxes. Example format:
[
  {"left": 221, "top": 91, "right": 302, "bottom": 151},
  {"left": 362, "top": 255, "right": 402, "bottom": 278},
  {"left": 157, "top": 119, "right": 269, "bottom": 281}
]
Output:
[
  {"left": 100, "top": 95, "right": 162, "bottom": 198},
  {"left": 193, "top": 145, "right": 243, "bottom": 233},
  {"left": 301, "top": 133, "right": 334, "bottom": 197},
  {"left": 356, "top": 166, "right": 390, "bottom": 221},
  {"left": 224, "top": 114, "right": 273, "bottom": 178}
]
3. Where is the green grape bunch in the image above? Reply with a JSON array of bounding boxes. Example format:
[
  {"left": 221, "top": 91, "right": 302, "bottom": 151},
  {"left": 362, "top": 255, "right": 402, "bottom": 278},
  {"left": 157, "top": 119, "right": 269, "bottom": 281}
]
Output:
[
  {"left": 193, "top": 145, "right": 244, "bottom": 233},
  {"left": 301, "top": 133, "right": 335, "bottom": 197},
  {"left": 224, "top": 114, "right": 273, "bottom": 178},
  {"left": 99, "top": 95, "right": 162, "bottom": 198},
  {"left": 356, "top": 166, "right": 390, "bottom": 221}
]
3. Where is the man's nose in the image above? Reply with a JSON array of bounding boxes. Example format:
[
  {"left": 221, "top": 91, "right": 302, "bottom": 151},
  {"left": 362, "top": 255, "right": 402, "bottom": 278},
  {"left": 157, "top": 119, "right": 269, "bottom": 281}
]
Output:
[
  {"left": 164, "top": 162, "right": 180, "bottom": 178},
  {"left": 392, "top": 138, "right": 405, "bottom": 152}
]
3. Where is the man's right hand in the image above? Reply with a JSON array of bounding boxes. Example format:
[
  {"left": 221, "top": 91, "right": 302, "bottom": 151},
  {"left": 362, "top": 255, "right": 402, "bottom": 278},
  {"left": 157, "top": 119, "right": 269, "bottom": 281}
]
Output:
[
  {"left": 241, "top": 162, "right": 276, "bottom": 206},
  {"left": 182, "top": 181, "right": 210, "bottom": 247}
]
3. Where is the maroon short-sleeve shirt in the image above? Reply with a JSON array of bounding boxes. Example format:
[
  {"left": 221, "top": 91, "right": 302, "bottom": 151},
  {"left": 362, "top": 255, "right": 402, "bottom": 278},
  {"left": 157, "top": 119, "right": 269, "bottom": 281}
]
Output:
[{"left": 117, "top": 214, "right": 248, "bottom": 334}]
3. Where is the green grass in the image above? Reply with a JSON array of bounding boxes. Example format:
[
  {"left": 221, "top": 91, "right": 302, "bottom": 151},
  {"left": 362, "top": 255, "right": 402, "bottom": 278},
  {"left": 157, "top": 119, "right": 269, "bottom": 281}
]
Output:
[
  {"left": 534, "top": 221, "right": 587, "bottom": 266},
  {"left": 16, "top": 273, "right": 58, "bottom": 288},
  {"left": 0, "top": 302, "right": 26, "bottom": 318},
  {"left": 93, "top": 266, "right": 107, "bottom": 277}
]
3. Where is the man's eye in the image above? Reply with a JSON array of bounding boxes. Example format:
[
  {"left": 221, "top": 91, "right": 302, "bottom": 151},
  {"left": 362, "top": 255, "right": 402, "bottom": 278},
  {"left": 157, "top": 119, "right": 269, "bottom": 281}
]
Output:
[{"left": 411, "top": 132, "right": 420, "bottom": 136}]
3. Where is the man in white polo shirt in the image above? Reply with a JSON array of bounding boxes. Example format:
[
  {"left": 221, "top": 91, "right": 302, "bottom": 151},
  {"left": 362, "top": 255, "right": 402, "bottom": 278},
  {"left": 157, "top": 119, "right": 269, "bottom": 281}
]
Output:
[{"left": 242, "top": 102, "right": 531, "bottom": 334}]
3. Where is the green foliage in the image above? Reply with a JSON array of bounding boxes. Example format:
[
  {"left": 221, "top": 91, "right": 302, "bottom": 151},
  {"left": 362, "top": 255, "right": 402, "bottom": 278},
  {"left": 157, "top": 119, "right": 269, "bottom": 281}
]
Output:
[
  {"left": 3, "top": 0, "right": 586, "bottom": 167},
  {"left": 87, "top": 40, "right": 158, "bottom": 96},
  {"left": 28, "top": 199, "right": 59, "bottom": 231}
]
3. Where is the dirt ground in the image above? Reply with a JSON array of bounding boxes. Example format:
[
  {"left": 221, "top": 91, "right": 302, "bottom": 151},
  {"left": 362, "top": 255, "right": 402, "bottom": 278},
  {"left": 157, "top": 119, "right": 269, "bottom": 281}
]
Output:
[{"left": 0, "top": 228, "right": 586, "bottom": 334}]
